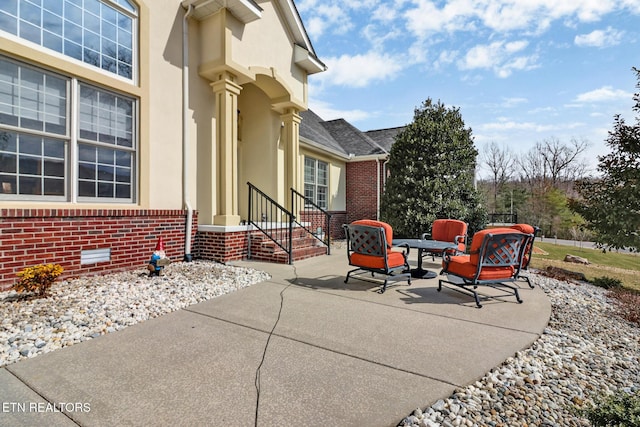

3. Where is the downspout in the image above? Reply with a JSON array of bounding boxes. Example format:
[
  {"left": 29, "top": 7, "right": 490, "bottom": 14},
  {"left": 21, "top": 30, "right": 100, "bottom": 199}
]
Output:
[
  {"left": 380, "top": 156, "right": 390, "bottom": 219},
  {"left": 182, "top": 4, "right": 195, "bottom": 262},
  {"left": 376, "top": 158, "right": 380, "bottom": 220}
]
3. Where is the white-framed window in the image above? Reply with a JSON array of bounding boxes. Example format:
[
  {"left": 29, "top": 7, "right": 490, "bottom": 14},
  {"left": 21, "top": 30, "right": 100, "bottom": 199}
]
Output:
[
  {"left": 0, "top": 55, "right": 136, "bottom": 202},
  {"left": 304, "top": 157, "right": 328, "bottom": 209},
  {"left": 0, "top": 0, "right": 137, "bottom": 80}
]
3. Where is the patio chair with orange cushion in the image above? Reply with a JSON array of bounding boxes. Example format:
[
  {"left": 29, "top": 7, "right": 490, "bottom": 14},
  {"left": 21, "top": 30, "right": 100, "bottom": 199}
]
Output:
[
  {"left": 343, "top": 219, "right": 411, "bottom": 293},
  {"left": 421, "top": 219, "right": 468, "bottom": 260},
  {"left": 438, "top": 228, "right": 534, "bottom": 308},
  {"left": 508, "top": 224, "right": 541, "bottom": 288}
]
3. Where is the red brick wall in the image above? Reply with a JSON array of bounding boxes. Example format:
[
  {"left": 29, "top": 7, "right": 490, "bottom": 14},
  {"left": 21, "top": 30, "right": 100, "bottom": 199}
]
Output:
[
  {"left": 196, "top": 228, "right": 250, "bottom": 262},
  {"left": 346, "top": 160, "right": 384, "bottom": 223},
  {"left": 297, "top": 210, "right": 347, "bottom": 239},
  {"left": 0, "top": 209, "right": 197, "bottom": 290}
]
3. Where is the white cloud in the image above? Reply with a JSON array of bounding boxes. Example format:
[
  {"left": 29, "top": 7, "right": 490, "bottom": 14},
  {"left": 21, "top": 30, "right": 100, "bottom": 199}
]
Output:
[
  {"left": 298, "top": 3, "right": 354, "bottom": 39},
  {"left": 308, "top": 99, "right": 372, "bottom": 123},
  {"left": 372, "top": 3, "right": 398, "bottom": 22},
  {"left": 480, "top": 119, "right": 557, "bottom": 132},
  {"left": 575, "top": 26, "right": 624, "bottom": 47},
  {"left": 501, "top": 97, "right": 528, "bottom": 108},
  {"left": 458, "top": 40, "right": 538, "bottom": 77},
  {"left": 575, "top": 86, "right": 632, "bottom": 103},
  {"left": 315, "top": 51, "right": 405, "bottom": 88},
  {"left": 402, "top": 0, "right": 632, "bottom": 38}
]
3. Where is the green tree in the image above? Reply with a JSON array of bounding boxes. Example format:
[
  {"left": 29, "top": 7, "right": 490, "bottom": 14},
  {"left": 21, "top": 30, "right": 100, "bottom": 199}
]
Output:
[
  {"left": 380, "top": 99, "right": 487, "bottom": 238},
  {"left": 571, "top": 67, "right": 640, "bottom": 252}
]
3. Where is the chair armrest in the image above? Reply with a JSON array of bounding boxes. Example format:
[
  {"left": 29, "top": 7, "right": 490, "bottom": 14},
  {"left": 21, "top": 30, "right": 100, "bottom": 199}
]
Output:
[
  {"left": 421, "top": 232, "right": 432, "bottom": 240},
  {"left": 441, "top": 251, "right": 455, "bottom": 270},
  {"left": 393, "top": 242, "right": 410, "bottom": 256}
]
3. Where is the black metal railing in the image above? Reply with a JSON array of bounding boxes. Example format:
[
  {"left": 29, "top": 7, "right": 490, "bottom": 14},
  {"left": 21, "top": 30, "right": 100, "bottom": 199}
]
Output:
[
  {"left": 488, "top": 212, "right": 518, "bottom": 224},
  {"left": 247, "top": 182, "right": 294, "bottom": 264},
  {"left": 290, "top": 188, "right": 332, "bottom": 255}
]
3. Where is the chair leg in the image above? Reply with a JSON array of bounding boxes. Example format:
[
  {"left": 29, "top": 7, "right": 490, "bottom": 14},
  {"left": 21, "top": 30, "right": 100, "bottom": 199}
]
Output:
[
  {"left": 379, "top": 279, "right": 388, "bottom": 294},
  {"left": 472, "top": 290, "right": 482, "bottom": 308},
  {"left": 522, "top": 275, "right": 534, "bottom": 289}
]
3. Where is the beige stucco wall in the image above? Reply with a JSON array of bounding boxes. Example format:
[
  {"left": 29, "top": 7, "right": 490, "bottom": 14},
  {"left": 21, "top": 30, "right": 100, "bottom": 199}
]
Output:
[
  {"left": 230, "top": 1, "right": 306, "bottom": 106},
  {"left": 146, "top": 0, "right": 196, "bottom": 210}
]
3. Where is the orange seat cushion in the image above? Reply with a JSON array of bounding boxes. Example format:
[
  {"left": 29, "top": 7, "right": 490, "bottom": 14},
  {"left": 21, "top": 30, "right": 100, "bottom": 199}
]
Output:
[
  {"left": 351, "top": 251, "right": 406, "bottom": 270},
  {"left": 431, "top": 219, "right": 467, "bottom": 252},
  {"left": 351, "top": 219, "right": 394, "bottom": 247},
  {"left": 510, "top": 223, "right": 535, "bottom": 234},
  {"left": 443, "top": 255, "right": 515, "bottom": 280}
]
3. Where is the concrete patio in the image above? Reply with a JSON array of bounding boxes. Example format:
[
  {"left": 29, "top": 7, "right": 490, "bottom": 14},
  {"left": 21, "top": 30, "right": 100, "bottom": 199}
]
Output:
[{"left": 1, "top": 247, "right": 551, "bottom": 427}]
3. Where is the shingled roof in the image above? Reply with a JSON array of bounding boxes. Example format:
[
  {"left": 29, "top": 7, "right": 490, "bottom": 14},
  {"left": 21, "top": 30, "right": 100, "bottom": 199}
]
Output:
[
  {"left": 364, "top": 127, "right": 405, "bottom": 153},
  {"left": 299, "top": 109, "right": 392, "bottom": 158}
]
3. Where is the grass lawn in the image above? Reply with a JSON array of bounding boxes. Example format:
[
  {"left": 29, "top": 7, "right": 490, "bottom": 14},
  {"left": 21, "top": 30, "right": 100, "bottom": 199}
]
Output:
[{"left": 530, "top": 241, "right": 640, "bottom": 292}]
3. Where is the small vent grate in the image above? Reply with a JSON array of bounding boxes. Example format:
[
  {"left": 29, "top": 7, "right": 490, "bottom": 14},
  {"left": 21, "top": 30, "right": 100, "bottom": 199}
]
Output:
[{"left": 81, "top": 248, "right": 111, "bottom": 265}]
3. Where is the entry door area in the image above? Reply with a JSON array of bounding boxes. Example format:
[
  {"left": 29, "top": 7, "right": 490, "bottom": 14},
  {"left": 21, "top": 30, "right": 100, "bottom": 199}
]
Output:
[{"left": 237, "top": 83, "right": 284, "bottom": 222}]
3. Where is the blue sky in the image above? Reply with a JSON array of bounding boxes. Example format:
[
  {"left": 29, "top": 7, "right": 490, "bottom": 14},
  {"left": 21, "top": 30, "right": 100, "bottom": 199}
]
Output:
[{"left": 296, "top": 0, "right": 640, "bottom": 177}]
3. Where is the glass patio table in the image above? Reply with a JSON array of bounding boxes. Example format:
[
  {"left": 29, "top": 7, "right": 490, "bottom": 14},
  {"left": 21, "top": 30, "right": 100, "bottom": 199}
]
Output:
[{"left": 391, "top": 239, "right": 458, "bottom": 279}]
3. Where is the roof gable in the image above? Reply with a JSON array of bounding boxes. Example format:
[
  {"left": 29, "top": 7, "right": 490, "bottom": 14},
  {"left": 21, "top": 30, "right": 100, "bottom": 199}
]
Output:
[
  {"left": 300, "top": 110, "right": 390, "bottom": 158},
  {"left": 182, "top": 0, "right": 326, "bottom": 74}
]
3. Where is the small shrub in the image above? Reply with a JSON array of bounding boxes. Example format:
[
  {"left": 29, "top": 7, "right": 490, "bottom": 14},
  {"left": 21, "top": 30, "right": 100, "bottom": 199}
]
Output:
[
  {"left": 582, "top": 391, "right": 640, "bottom": 427},
  {"left": 608, "top": 288, "right": 640, "bottom": 326},
  {"left": 13, "top": 264, "right": 64, "bottom": 298},
  {"left": 592, "top": 276, "right": 623, "bottom": 289}
]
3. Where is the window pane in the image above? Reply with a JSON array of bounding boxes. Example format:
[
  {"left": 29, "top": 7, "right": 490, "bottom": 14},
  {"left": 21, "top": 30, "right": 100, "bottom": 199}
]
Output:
[
  {"left": 43, "top": 31, "right": 63, "bottom": 52},
  {"left": 0, "top": 128, "right": 66, "bottom": 198},
  {"left": 97, "top": 181, "right": 112, "bottom": 197},
  {"left": 78, "top": 162, "right": 95, "bottom": 179},
  {"left": 43, "top": 177, "right": 64, "bottom": 195},
  {"left": 0, "top": 175, "right": 17, "bottom": 194},
  {"left": 19, "top": 175, "right": 40, "bottom": 194},
  {"left": 0, "top": 11, "right": 18, "bottom": 36},
  {"left": 43, "top": 138, "right": 64, "bottom": 157},
  {"left": 304, "top": 158, "right": 315, "bottom": 184},
  {"left": 0, "top": 58, "right": 68, "bottom": 135},
  {"left": 115, "top": 0, "right": 135, "bottom": 14},
  {"left": 78, "top": 141, "right": 132, "bottom": 200},
  {"left": 20, "top": 134, "right": 41, "bottom": 155},
  {"left": 20, "top": 3, "right": 40, "bottom": 23},
  {"left": 79, "top": 83, "right": 134, "bottom": 148},
  {"left": 304, "top": 183, "right": 314, "bottom": 202},
  {"left": 115, "top": 183, "right": 129, "bottom": 198},
  {"left": 44, "top": 158, "right": 64, "bottom": 177},
  {"left": 43, "top": 0, "right": 63, "bottom": 17},
  {"left": 5, "top": 0, "right": 136, "bottom": 79},
  {"left": 317, "top": 161, "right": 328, "bottom": 185},
  {"left": 317, "top": 186, "right": 327, "bottom": 209},
  {"left": 0, "top": 1, "right": 19, "bottom": 17},
  {"left": 0, "top": 153, "right": 17, "bottom": 173},
  {"left": 78, "top": 179, "right": 94, "bottom": 196}
]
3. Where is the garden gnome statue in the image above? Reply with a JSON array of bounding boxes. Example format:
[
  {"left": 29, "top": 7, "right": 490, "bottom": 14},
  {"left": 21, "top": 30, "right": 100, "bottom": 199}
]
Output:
[{"left": 148, "top": 237, "right": 171, "bottom": 276}]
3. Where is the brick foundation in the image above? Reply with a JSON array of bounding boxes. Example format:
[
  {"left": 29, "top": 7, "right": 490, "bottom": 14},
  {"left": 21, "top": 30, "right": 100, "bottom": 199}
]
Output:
[{"left": 0, "top": 209, "right": 197, "bottom": 290}]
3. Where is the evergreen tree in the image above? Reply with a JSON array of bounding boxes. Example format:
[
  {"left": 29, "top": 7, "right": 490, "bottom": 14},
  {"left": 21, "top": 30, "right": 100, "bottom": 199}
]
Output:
[
  {"left": 380, "top": 99, "right": 487, "bottom": 238},
  {"left": 571, "top": 68, "right": 640, "bottom": 252}
]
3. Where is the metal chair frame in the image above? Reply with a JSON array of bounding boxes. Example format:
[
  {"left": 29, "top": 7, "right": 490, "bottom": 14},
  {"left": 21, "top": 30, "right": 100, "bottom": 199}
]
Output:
[
  {"left": 343, "top": 223, "right": 411, "bottom": 293},
  {"left": 438, "top": 231, "right": 533, "bottom": 308}
]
